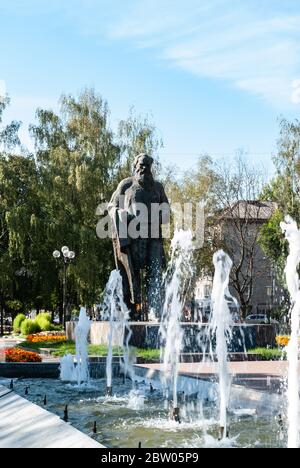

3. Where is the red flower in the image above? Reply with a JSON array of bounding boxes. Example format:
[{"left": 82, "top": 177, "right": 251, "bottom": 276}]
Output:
[{"left": 5, "top": 348, "right": 42, "bottom": 363}]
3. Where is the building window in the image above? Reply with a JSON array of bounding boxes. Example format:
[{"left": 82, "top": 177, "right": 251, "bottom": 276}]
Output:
[
  {"left": 204, "top": 284, "right": 211, "bottom": 298},
  {"left": 266, "top": 286, "right": 272, "bottom": 297}
]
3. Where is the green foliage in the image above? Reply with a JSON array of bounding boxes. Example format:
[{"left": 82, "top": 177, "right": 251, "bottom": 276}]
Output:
[
  {"left": 117, "top": 107, "right": 163, "bottom": 179},
  {"left": 13, "top": 313, "right": 26, "bottom": 333},
  {"left": 21, "top": 340, "right": 121, "bottom": 357},
  {"left": 163, "top": 155, "right": 218, "bottom": 278},
  {"left": 21, "top": 340, "right": 160, "bottom": 362},
  {"left": 21, "top": 319, "right": 41, "bottom": 336},
  {"left": 36, "top": 312, "right": 51, "bottom": 322},
  {"left": 259, "top": 118, "right": 300, "bottom": 289},
  {"left": 35, "top": 313, "right": 52, "bottom": 331},
  {"left": 0, "top": 89, "right": 162, "bottom": 321},
  {"left": 135, "top": 348, "right": 161, "bottom": 362},
  {"left": 249, "top": 348, "right": 287, "bottom": 361},
  {"left": 0, "top": 96, "right": 21, "bottom": 150},
  {"left": 259, "top": 210, "right": 285, "bottom": 260},
  {"left": 50, "top": 324, "right": 63, "bottom": 332}
]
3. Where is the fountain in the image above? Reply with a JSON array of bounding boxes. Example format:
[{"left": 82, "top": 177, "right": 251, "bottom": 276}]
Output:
[
  {"left": 280, "top": 216, "right": 300, "bottom": 448},
  {"left": 102, "top": 270, "right": 133, "bottom": 396},
  {"left": 159, "top": 229, "right": 194, "bottom": 422},
  {"left": 210, "top": 250, "right": 234, "bottom": 440},
  {"left": 35, "top": 225, "right": 300, "bottom": 447},
  {"left": 60, "top": 354, "right": 76, "bottom": 382},
  {"left": 51, "top": 232, "right": 288, "bottom": 447},
  {"left": 60, "top": 307, "right": 91, "bottom": 385},
  {"left": 8, "top": 237, "right": 288, "bottom": 447},
  {"left": 74, "top": 307, "right": 91, "bottom": 385}
]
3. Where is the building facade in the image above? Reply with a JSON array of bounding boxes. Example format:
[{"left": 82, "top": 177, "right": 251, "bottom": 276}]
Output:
[{"left": 195, "top": 201, "right": 283, "bottom": 318}]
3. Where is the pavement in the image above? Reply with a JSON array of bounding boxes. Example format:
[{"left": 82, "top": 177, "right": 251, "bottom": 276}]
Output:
[
  {"left": 136, "top": 361, "right": 294, "bottom": 392},
  {"left": 0, "top": 384, "right": 103, "bottom": 448},
  {"left": 139, "top": 361, "right": 290, "bottom": 377}
]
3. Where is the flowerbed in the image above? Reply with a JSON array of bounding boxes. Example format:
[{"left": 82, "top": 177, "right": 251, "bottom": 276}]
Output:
[
  {"left": 27, "top": 333, "right": 67, "bottom": 343},
  {"left": 276, "top": 335, "right": 290, "bottom": 347},
  {"left": 5, "top": 348, "right": 42, "bottom": 363},
  {"left": 35, "top": 331, "right": 64, "bottom": 336}
]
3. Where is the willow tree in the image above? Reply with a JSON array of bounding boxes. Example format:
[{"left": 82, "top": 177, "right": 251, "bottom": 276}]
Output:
[
  {"left": 0, "top": 97, "right": 22, "bottom": 333},
  {"left": 30, "top": 89, "right": 121, "bottom": 314},
  {"left": 117, "top": 107, "right": 163, "bottom": 180}
]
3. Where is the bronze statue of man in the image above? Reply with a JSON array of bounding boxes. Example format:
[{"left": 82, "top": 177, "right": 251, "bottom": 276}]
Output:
[{"left": 109, "top": 153, "right": 170, "bottom": 320}]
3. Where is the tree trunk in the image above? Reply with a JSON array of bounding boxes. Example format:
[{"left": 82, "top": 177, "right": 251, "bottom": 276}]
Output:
[
  {"left": 0, "top": 304, "right": 4, "bottom": 336},
  {"left": 58, "top": 297, "right": 63, "bottom": 325},
  {"left": 239, "top": 301, "right": 248, "bottom": 321}
]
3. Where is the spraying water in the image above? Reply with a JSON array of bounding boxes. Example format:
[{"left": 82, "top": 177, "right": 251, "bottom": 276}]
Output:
[
  {"left": 74, "top": 307, "right": 91, "bottom": 385},
  {"left": 280, "top": 216, "right": 300, "bottom": 448},
  {"left": 60, "top": 354, "right": 75, "bottom": 382},
  {"left": 210, "top": 250, "right": 233, "bottom": 439},
  {"left": 60, "top": 307, "right": 90, "bottom": 385},
  {"left": 102, "top": 270, "right": 133, "bottom": 394},
  {"left": 160, "top": 230, "right": 194, "bottom": 417}
]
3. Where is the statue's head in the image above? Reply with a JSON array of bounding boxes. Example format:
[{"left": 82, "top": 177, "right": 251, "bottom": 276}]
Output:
[{"left": 133, "top": 153, "right": 154, "bottom": 186}]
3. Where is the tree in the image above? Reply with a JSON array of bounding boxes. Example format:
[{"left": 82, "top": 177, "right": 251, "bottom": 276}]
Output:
[
  {"left": 0, "top": 97, "right": 23, "bottom": 334},
  {"left": 0, "top": 89, "right": 166, "bottom": 325},
  {"left": 117, "top": 107, "right": 163, "bottom": 180},
  {"left": 211, "top": 156, "right": 271, "bottom": 319},
  {"left": 30, "top": 89, "right": 164, "bottom": 318},
  {"left": 162, "top": 156, "right": 217, "bottom": 274},
  {"left": 260, "top": 118, "right": 300, "bottom": 290},
  {"left": 0, "top": 96, "right": 21, "bottom": 151},
  {"left": 30, "top": 89, "right": 121, "bottom": 317}
]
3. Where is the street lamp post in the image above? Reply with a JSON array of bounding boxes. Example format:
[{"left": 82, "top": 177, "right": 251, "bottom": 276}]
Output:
[{"left": 53, "top": 246, "right": 76, "bottom": 326}]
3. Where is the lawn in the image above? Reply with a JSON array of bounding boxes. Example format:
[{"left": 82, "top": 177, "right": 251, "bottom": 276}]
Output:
[
  {"left": 20, "top": 340, "right": 161, "bottom": 361},
  {"left": 20, "top": 340, "right": 285, "bottom": 362},
  {"left": 248, "top": 347, "right": 287, "bottom": 361}
]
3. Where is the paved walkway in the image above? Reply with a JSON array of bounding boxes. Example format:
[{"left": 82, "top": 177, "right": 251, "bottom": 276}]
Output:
[
  {"left": 0, "top": 384, "right": 103, "bottom": 448},
  {"left": 139, "top": 361, "right": 290, "bottom": 377},
  {"left": 136, "top": 361, "right": 297, "bottom": 392},
  {"left": 137, "top": 361, "right": 291, "bottom": 377}
]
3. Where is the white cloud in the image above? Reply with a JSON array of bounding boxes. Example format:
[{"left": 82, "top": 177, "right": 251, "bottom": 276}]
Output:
[
  {"left": 105, "top": 0, "right": 300, "bottom": 107},
  {"left": 2, "top": 0, "right": 300, "bottom": 107}
]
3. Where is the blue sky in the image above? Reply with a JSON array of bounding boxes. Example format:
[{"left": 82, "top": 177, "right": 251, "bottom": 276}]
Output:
[{"left": 1, "top": 0, "right": 300, "bottom": 175}]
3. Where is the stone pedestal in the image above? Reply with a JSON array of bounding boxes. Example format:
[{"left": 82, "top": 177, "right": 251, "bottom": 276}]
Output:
[{"left": 66, "top": 321, "right": 277, "bottom": 352}]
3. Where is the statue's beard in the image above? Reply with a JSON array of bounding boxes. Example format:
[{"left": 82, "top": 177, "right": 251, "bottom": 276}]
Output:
[{"left": 136, "top": 172, "right": 154, "bottom": 188}]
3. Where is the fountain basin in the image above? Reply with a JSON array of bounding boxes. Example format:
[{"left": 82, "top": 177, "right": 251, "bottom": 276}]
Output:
[
  {"left": 66, "top": 322, "right": 277, "bottom": 352},
  {"left": 1, "top": 372, "right": 284, "bottom": 448}
]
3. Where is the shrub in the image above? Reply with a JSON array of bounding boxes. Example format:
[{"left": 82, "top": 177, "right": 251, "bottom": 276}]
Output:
[
  {"left": 13, "top": 314, "right": 26, "bottom": 333},
  {"left": 249, "top": 347, "right": 287, "bottom": 360},
  {"left": 5, "top": 348, "right": 42, "bottom": 363},
  {"left": 21, "top": 319, "right": 41, "bottom": 336},
  {"left": 35, "top": 313, "right": 52, "bottom": 332},
  {"left": 36, "top": 312, "right": 51, "bottom": 323},
  {"left": 50, "top": 324, "right": 63, "bottom": 331}
]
